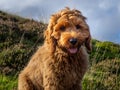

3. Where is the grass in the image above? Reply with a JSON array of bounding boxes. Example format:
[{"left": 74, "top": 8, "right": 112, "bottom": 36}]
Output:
[
  {"left": 82, "top": 59, "right": 120, "bottom": 90},
  {"left": 0, "top": 60, "right": 119, "bottom": 90},
  {"left": 0, "top": 74, "right": 17, "bottom": 90},
  {"left": 0, "top": 10, "right": 120, "bottom": 90}
]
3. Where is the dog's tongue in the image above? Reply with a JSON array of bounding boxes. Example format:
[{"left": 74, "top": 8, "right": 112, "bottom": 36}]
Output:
[{"left": 68, "top": 48, "right": 78, "bottom": 54}]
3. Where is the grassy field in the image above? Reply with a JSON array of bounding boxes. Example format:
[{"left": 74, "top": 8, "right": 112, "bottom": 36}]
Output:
[
  {"left": 83, "top": 59, "right": 120, "bottom": 90},
  {"left": 0, "top": 10, "right": 120, "bottom": 90},
  {"left": 0, "top": 59, "right": 120, "bottom": 90},
  {"left": 0, "top": 75, "right": 17, "bottom": 90}
]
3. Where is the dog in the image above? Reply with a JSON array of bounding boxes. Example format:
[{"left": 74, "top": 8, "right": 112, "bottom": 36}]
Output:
[{"left": 18, "top": 7, "right": 92, "bottom": 90}]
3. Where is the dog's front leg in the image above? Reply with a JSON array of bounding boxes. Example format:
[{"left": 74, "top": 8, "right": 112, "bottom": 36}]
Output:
[
  {"left": 70, "top": 84, "right": 82, "bottom": 90},
  {"left": 18, "top": 74, "right": 35, "bottom": 90},
  {"left": 43, "top": 59, "right": 64, "bottom": 90},
  {"left": 43, "top": 73, "right": 64, "bottom": 90}
]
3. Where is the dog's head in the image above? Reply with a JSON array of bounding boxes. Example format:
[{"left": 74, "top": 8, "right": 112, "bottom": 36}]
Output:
[{"left": 44, "top": 7, "right": 92, "bottom": 54}]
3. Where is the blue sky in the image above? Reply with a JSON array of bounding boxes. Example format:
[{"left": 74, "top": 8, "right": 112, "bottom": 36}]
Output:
[{"left": 0, "top": 0, "right": 120, "bottom": 44}]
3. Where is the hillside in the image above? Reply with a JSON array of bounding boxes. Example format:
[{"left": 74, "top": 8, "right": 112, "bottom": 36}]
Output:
[
  {"left": 0, "top": 11, "right": 120, "bottom": 90},
  {"left": 90, "top": 39, "right": 120, "bottom": 63},
  {"left": 0, "top": 10, "right": 47, "bottom": 75}
]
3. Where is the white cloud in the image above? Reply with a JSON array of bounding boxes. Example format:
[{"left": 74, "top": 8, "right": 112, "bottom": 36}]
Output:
[
  {"left": 0, "top": 0, "right": 120, "bottom": 44},
  {"left": 0, "top": 0, "right": 42, "bottom": 12},
  {"left": 99, "top": 0, "right": 113, "bottom": 10}
]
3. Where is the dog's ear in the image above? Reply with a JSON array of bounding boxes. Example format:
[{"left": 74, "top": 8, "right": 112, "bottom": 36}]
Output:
[
  {"left": 85, "top": 34, "right": 92, "bottom": 53},
  {"left": 44, "top": 27, "right": 52, "bottom": 44},
  {"left": 44, "top": 25, "right": 57, "bottom": 54}
]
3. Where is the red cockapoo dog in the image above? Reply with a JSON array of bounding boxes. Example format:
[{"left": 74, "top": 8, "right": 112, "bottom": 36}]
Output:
[{"left": 18, "top": 7, "right": 92, "bottom": 90}]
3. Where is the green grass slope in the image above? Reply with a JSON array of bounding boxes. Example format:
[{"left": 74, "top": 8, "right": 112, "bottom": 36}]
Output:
[
  {"left": 0, "top": 10, "right": 47, "bottom": 75},
  {"left": 83, "top": 59, "right": 120, "bottom": 90},
  {"left": 0, "top": 74, "right": 17, "bottom": 90},
  {"left": 0, "top": 11, "right": 120, "bottom": 90}
]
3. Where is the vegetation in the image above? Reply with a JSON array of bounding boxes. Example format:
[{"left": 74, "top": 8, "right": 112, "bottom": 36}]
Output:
[
  {"left": 0, "top": 74, "right": 17, "bottom": 90},
  {"left": 0, "top": 10, "right": 47, "bottom": 75},
  {"left": 90, "top": 39, "right": 120, "bottom": 63},
  {"left": 83, "top": 59, "right": 120, "bottom": 90},
  {"left": 0, "top": 11, "right": 120, "bottom": 90}
]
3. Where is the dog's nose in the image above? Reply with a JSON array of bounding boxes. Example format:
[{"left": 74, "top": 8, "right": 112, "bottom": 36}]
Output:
[{"left": 69, "top": 38, "right": 77, "bottom": 45}]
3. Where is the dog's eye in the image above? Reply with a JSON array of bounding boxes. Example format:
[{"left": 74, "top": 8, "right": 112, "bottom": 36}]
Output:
[
  {"left": 60, "top": 26, "right": 66, "bottom": 31},
  {"left": 75, "top": 24, "right": 81, "bottom": 29}
]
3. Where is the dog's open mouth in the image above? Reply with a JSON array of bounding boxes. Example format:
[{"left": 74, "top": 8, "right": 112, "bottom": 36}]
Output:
[{"left": 68, "top": 48, "right": 78, "bottom": 54}]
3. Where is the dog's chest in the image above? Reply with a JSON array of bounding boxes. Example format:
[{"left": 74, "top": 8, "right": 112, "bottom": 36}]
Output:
[
  {"left": 44, "top": 53, "right": 87, "bottom": 88},
  {"left": 53, "top": 58, "right": 82, "bottom": 85}
]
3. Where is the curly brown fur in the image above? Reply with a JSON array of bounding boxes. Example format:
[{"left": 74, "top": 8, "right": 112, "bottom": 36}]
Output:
[{"left": 18, "top": 7, "right": 92, "bottom": 90}]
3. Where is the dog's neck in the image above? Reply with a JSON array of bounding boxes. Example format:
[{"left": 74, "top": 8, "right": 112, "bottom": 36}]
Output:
[
  {"left": 49, "top": 46, "right": 88, "bottom": 72},
  {"left": 54, "top": 46, "right": 68, "bottom": 57},
  {"left": 52, "top": 46, "right": 84, "bottom": 62},
  {"left": 45, "top": 42, "right": 88, "bottom": 63}
]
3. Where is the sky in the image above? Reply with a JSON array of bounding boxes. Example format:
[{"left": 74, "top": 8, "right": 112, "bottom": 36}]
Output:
[{"left": 0, "top": 0, "right": 120, "bottom": 44}]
